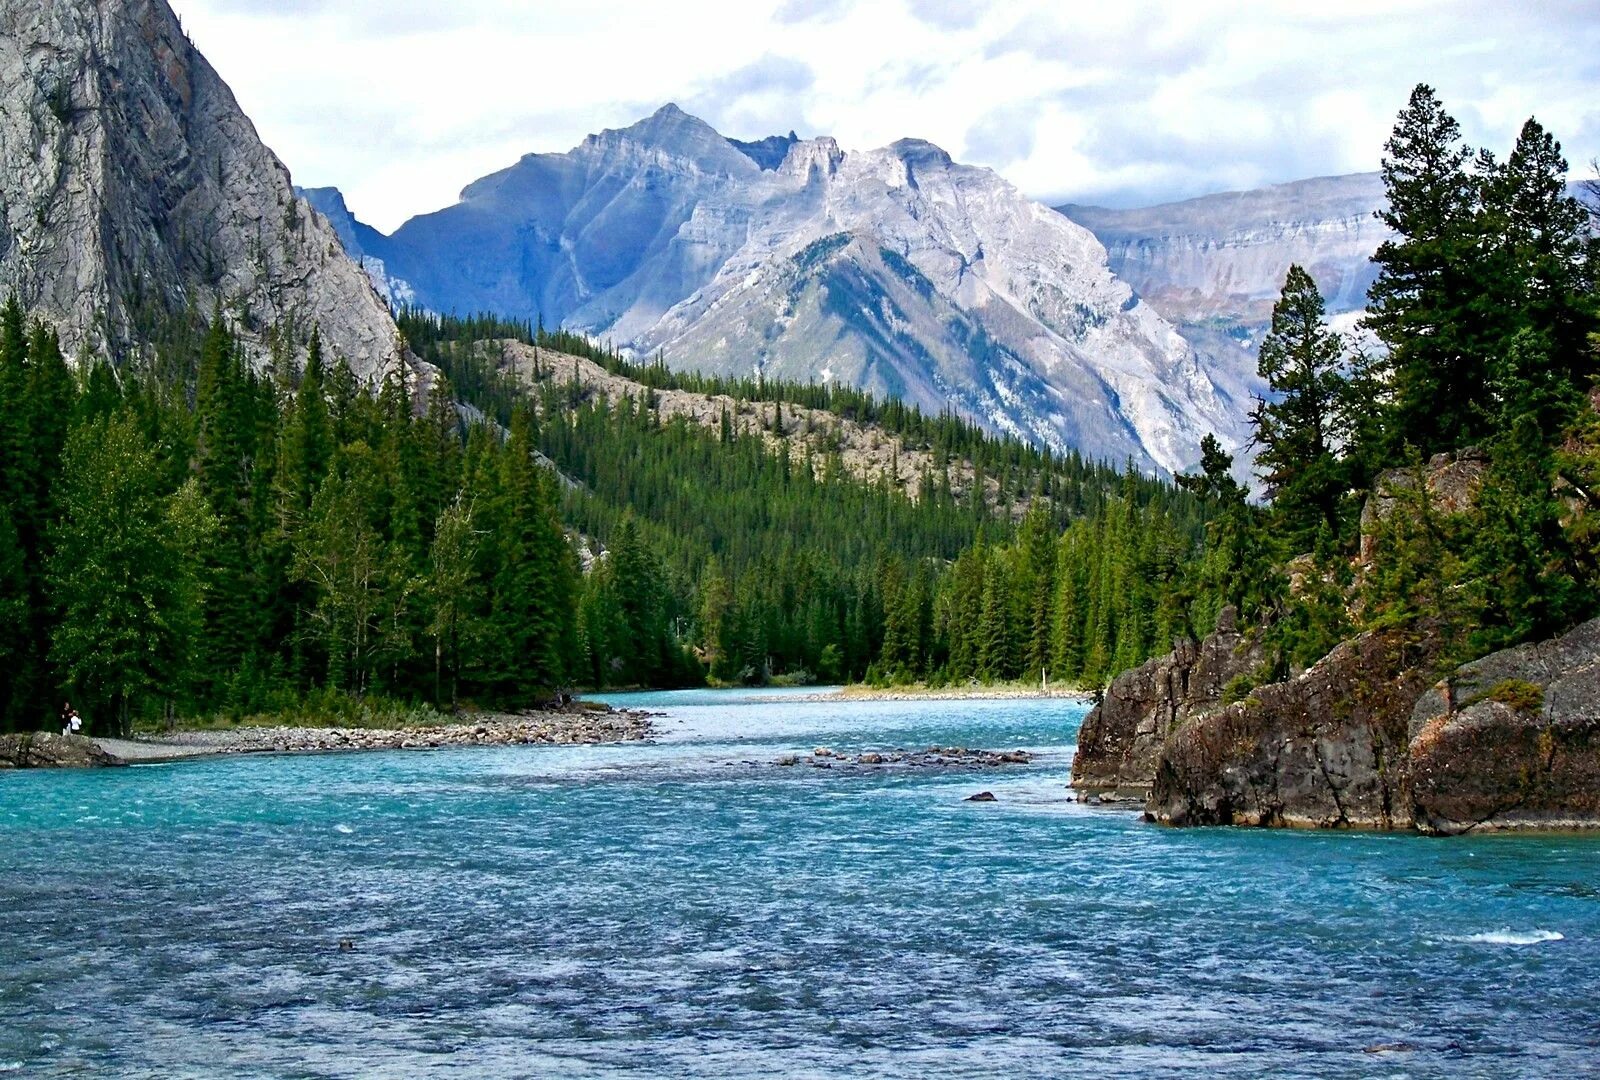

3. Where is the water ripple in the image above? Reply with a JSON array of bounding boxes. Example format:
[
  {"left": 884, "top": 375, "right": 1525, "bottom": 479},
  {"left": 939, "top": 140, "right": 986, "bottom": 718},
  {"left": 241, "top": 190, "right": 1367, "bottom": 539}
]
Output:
[{"left": 2, "top": 692, "right": 1598, "bottom": 1077}]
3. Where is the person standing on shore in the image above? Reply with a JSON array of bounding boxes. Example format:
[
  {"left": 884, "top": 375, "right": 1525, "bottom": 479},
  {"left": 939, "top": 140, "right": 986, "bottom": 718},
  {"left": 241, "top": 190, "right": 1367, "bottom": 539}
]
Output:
[{"left": 61, "top": 702, "right": 82, "bottom": 737}]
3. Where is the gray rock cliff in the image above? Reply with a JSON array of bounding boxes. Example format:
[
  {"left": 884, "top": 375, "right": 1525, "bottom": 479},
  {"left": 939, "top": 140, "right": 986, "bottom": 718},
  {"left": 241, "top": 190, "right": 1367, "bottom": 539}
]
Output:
[
  {"left": 1069, "top": 605, "right": 1264, "bottom": 800},
  {"left": 1410, "top": 618, "right": 1600, "bottom": 834},
  {"left": 0, "top": 0, "right": 403, "bottom": 378}
]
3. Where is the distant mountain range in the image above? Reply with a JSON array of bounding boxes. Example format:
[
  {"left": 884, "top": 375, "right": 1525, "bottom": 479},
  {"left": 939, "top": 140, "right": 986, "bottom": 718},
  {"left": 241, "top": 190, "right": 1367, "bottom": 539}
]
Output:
[
  {"left": 1057, "top": 174, "right": 1390, "bottom": 403},
  {"left": 302, "top": 107, "right": 1257, "bottom": 474}
]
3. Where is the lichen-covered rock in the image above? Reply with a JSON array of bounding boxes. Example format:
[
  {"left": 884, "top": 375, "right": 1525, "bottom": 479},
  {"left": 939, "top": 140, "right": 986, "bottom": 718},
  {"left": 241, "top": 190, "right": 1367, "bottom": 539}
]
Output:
[
  {"left": 1070, "top": 606, "right": 1264, "bottom": 799},
  {"left": 1149, "top": 628, "right": 1438, "bottom": 829},
  {"left": 0, "top": 732, "right": 121, "bottom": 768},
  {"left": 0, "top": 0, "right": 404, "bottom": 380},
  {"left": 1357, "top": 449, "right": 1487, "bottom": 565},
  {"left": 1409, "top": 618, "right": 1600, "bottom": 834}
]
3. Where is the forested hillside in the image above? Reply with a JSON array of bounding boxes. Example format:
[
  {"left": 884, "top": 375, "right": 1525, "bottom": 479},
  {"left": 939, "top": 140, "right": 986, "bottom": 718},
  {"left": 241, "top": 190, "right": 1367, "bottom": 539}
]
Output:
[{"left": 0, "top": 295, "right": 1224, "bottom": 733}]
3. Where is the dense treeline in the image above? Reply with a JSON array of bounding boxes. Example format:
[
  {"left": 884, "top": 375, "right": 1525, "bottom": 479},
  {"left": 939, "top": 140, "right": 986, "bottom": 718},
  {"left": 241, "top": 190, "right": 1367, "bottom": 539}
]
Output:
[
  {"left": 0, "top": 308, "right": 590, "bottom": 732},
  {"left": 0, "top": 291, "right": 1219, "bottom": 731},
  {"left": 401, "top": 313, "right": 1218, "bottom": 689},
  {"left": 1218, "top": 84, "right": 1600, "bottom": 678}
]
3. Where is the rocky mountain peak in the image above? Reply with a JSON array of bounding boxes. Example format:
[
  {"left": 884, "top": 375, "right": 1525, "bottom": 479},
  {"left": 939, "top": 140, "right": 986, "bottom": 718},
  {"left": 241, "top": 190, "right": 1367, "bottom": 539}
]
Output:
[
  {"left": 581, "top": 103, "right": 756, "bottom": 176},
  {"left": 325, "top": 107, "right": 1257, "bottom": 472},
  {"left": 777, "top": 136, "right": 844, "bottom": 181},
  {"left": 0, "top": 0, "right": 405, "bottom": 380}
]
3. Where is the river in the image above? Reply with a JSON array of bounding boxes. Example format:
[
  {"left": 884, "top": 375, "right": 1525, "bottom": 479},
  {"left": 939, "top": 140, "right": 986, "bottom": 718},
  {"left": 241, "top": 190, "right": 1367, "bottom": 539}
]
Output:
[{"left": 1, "top": 689, "right": 1596, "bottom": 1077}]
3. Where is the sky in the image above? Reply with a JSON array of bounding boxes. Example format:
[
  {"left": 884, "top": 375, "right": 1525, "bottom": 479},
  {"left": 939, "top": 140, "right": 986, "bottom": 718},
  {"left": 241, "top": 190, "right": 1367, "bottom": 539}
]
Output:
[{"left": 169, "top": 0, "right": 1600, "bottom": 233}]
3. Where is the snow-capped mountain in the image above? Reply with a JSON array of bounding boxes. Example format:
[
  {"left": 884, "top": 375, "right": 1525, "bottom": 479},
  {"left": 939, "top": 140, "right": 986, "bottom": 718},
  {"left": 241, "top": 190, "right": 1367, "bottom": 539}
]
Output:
[{"left": 324, "top": 106, "right": 1253, "bottom": 473}]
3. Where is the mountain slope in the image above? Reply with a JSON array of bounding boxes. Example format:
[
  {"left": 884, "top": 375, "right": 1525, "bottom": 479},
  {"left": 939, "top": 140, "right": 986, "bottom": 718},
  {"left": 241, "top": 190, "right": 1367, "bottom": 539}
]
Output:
[
  {"left": 1058, "top": 174, "right": 1389, "bottom": 407},
  {"left": 0, "top": 0, "right": 402, "bottom": 378},
  {"left": 1058, "top": 173, "right": 1389, "bottom": 327},
  {"left": 338, "top": 107, "right": 1251, "bottom": 473}
]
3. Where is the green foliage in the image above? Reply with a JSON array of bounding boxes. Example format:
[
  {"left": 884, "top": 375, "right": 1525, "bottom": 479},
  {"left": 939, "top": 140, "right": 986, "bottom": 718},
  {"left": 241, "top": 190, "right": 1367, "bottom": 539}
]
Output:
[
  {"left": 1224, "top": 86, "right": 1600, "bottom": 682},
  {"left": 1485, "top": 679, "right": 1544, "bottom": 714},
  {"left": 47, "top": 413, "right": 212, "bottom": 735},
  {"left": 1251, "top": 265, "right": 1352, "bottom": 550}
]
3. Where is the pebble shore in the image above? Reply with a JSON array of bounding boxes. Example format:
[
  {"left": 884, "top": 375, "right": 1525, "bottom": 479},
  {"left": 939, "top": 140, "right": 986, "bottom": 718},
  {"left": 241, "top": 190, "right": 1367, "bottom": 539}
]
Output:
[{"left": 97, "top": 707, "right": 655, "bottom": 764}]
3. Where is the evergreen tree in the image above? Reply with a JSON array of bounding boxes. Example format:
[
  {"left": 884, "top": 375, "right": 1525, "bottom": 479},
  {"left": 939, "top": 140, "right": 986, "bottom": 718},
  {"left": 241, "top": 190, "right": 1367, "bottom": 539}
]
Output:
[
  {"left": 426, "top": 495, "right": 480, "bottom": 708},
  {"left": 1365, "top": 84, "right": 1484, "bottom": 454},
  {"left": 47, "top": 414, "right": 211, "bottom": 734},
  {"left": 1251, "top": 265, "right": 1351, "bottom": 548}
]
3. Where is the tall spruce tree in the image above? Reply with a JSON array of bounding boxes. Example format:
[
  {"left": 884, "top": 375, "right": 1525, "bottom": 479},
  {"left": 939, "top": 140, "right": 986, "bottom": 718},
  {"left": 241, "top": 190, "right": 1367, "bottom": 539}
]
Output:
[
  {"left": 1251, "top": 265, "right": 1351, "bottom": 549},
  {"left": 1365, "top": 84, "right": 1482, "bottom": 455},
  {"left": 48, "top": 414, "right": 210, "bottom": 734}
]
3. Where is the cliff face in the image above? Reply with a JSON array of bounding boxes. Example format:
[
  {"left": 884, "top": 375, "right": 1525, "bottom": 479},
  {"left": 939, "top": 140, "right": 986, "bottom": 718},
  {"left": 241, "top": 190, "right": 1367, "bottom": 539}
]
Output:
[
  {"left": 1083, "top": 610, "right": 1600, "bottom": 834},
  {"left": 1410, "top": 618, "right": 1600, "bottom": 834},
  {"left": 1149, "top": 627, "right": 1437, "bottom": 830},
  {"left": 0, "top": 0, "right": 401, "bottom": 377},
  {"left": 1059, "top": 174, "right": 1388, "bottom": 330}
]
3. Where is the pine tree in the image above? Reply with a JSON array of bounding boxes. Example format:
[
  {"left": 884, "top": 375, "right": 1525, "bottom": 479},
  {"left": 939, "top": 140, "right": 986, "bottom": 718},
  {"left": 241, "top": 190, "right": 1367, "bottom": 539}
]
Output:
[
  {"left": 1478, "top": 117, "right": 1598, "bottom": 432},
  {"left": 47, "top": 414, "right": 210, "bottom": 734},
  {"left": 1365, "top": 84, "right": 1484, "bottom": 455},
  {"left": 1251, "top": 265, "right": 1351, "bottom": 549},
  {"left": 426, "top": 495, "right": 481, "bottom": 708},
  {"left": 976, "top": 554, "right": 1013, "bottom": 682}
]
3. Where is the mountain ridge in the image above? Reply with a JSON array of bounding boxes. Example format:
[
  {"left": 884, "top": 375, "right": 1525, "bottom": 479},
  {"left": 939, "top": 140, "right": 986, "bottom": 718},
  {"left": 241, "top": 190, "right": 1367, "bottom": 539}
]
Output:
[{"left": 316, "top": 107, "right": 1251, "bottom": 473}]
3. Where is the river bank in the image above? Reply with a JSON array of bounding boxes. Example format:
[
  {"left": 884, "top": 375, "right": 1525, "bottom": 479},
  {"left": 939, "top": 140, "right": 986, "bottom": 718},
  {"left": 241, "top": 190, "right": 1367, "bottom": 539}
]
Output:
[
  {"left": 814, "top": 683, "right": 1090, "bottom": 703},
  {"left": 80, "top": 705, "right": 656, "bottom": 765}
]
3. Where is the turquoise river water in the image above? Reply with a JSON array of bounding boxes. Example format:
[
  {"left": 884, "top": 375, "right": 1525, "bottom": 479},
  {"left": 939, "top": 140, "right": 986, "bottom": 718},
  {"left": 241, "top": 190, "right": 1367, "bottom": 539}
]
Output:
[{"left": 1, "top": 689, "right": 1597, "bottom": 1078}]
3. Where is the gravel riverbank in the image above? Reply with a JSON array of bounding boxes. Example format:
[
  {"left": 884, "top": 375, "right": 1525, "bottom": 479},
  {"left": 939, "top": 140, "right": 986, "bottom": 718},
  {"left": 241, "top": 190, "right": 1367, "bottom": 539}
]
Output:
[{"left": 92, "top": 707, "right": 655, "bottom": 765}]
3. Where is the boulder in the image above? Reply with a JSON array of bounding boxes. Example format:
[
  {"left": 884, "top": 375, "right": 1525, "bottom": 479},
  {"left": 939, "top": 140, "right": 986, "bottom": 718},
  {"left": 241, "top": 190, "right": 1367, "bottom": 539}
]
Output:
[
  {"left": 1149, "top": 627, "right": 1438, "bottom": 829},
  {"left": 1409, "top": 617, "right": 1600, "bottom": 834},
  {"left": 1070, "top": 605, "right": 1264, "bottom": 799},
  {"left": 965, "top": 791, "right": 997, "bottom": 802},
  {"left": 0, "top": 732, "right": 123, "bottom": 768},
  {"left": 1358, "top": 448, "right": 1487, "bottom": 566}
]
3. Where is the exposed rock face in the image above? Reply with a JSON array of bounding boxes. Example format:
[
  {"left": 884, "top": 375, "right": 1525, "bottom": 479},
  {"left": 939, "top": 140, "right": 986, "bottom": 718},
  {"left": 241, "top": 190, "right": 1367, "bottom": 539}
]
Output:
[
  {"left": 1070, "top": 606, "right": 1264, "bottom": 799},
  {"left": 1409, "top": 618, "right": 1600, "bottom": 834},
  {"left": 1104, "top": 611, "right": 1600, "bottom": 833},
  {"left": 0, "top": 0, "right": 402, "bottom": 378},
  {"left": 1058, "top": 174, "right": 1388, "bottom": 423},
  {"left": 1357, "top": 448, "right": 1488, "bottom": 564},
  {"left": 1149, "top": 628, "right": 1438, "bottom": 829},
  {"left": 327, "top": 105, "right": 1251, "bottom": 473},
  {"left": 1059, "top": 174, "right": 1388, "bottom": 330},
  {"left": 0, "top": 731, "right": 121, "bottom": 768}
]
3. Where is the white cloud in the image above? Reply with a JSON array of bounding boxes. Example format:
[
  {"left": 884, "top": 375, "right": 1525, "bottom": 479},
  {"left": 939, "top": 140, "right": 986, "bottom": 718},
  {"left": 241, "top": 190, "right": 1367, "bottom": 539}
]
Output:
[{"left": 169, "top": 0, "right": 1600, "bottom": 232}]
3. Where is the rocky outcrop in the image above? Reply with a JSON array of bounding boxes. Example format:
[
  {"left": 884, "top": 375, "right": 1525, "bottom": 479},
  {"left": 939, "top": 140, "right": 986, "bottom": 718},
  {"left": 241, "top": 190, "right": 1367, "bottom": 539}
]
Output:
[
  {"left": 0, "top": 0, "right": 403, "bottom": 379},
  {"left": 0, "top": 731, "right": 121, "bottom": 768},
  {"left": 1149, "top": 628, "right": 1439, "bottom": 829},
  {"left": 1070, "top": 606, "right": 1264, "bottom": 799},
  {"left": 1409, "top": 618, "right": 1600, "bottom": 834},
  {"left": 1358, "top": 448, "right": 1488, "bottom": 565},
  {"left": 1103, "top": 611, "right": 1600, "bottom": 833}
]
